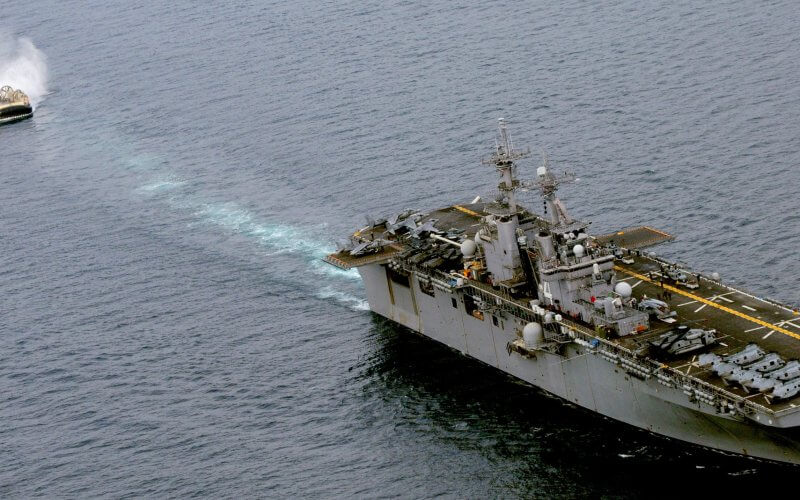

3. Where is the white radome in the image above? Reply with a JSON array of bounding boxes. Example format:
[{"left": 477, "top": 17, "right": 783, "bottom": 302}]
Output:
[
  {"left": 460, "top": 239, "right": 477, "bottom": 257},
  {"left": 523, "top": 322, "right": 544, "bottom": 348},
  {"left": 614, "top": 281, "right": 633, "bottom": 298},
  {"left": 573, "top": 244, "right": 585, "bottom": 258}
]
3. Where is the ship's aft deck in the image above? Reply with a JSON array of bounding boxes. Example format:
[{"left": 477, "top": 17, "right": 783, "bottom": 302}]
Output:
[
  {"left": 614, "top": 255, "right": 800, "bottom": 412},
  {"left": 324, "top": 204, "right": 488, "bottom": 269}
]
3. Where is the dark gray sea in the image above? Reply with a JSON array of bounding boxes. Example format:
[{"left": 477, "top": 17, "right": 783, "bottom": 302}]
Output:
[{"left": 3, "top": 0, "right": 800, "bottom": 497}]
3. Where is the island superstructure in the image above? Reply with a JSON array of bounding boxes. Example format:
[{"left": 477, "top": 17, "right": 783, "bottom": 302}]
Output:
[{"left": 325, "top": 119, "right": 800, "bottom": 464}]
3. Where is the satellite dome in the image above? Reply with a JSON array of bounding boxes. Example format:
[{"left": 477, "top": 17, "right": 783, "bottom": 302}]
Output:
[
  {"left": 460, "top": 239, "right": 477, "bottom": 257},
  {"left": 712, "top": 272, "right": 720, "bottom": 281},
  {"left": 573, "top": 244, "right": 585, "bottom": 258},
  {"left": 615, "top": 282, "right": 633, "bottom": 298},
  {"left": 523, "top": 322, "right": 544, "bottom": 348}
]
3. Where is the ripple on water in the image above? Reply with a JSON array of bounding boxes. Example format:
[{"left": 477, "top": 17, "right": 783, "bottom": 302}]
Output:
[{"left": 3, "top": 0, "right": 800, "bottom": 497}]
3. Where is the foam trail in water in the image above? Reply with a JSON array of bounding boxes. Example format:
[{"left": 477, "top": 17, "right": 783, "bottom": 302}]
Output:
[
  {"left": 138, "top": 179, "right": 186, "bottom": 192},
  {"left": 193, "top": 202, "right": 360, "bottom": 281},
  {"left": 137, "top": 177, "right": 363, "bottom": 310},
  {"left": 0, "top": 33, "right": 48, "bottom": 107},
  {"left": 316, "top": 286, "right": 370, "bottom": 311}
]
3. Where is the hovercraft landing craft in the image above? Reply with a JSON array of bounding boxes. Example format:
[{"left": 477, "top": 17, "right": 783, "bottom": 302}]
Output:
[{"left": 0, "top": 86, "right": 33, "bottom": 125}]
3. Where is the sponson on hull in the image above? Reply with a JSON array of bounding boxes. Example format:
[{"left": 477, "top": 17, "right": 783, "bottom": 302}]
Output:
[{"left": 325, "top": 119, "right": 800, "bottom": 464}]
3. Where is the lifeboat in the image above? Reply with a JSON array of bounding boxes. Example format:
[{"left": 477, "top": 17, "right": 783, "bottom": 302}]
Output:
[{"left": 0, "top": 86, "right": 33, "bottom": 125}]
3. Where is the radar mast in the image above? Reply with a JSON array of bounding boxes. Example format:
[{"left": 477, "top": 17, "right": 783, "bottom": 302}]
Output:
[
  {"left": 482, "top": 118, "right": 529, "bottom": 213},
  {"left": 525, "top": 154, "right": 576, "bottom": 227}
]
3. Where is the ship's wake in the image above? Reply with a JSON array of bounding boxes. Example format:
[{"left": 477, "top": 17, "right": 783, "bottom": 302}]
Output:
[
  {"left": 0, "top": 33, "right": 48, "bottom": 107},
  {"left": 140, "top": 179, "right": 368, "bottom": 312},
  {"left": 316, "top": 286, "right": 371, "bottom": 311},
  {"left": 194, "top": 202, "right": 368, "bottom": 311}
]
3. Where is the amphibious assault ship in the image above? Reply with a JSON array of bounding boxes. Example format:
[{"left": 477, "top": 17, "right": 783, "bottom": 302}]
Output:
[
  {"left": 0, "top": 85, "right": 33, "bottom": 125},
  {"left": 325, "top": 119, "right": 800, "bottom": 464}
]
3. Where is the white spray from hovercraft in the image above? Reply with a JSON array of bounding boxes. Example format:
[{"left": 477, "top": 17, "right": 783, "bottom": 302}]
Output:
[{"left": 0, "top": 34, "right": 48, "bottom": 108}]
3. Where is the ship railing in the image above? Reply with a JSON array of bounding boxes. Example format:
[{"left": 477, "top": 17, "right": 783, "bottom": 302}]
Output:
[
  {"left": 393, "top": 255, "right": 773, "bottom": 417},
  {"left": 395, "top": 257, "right": 541, "bottom": 321},
  {"left": 466, "top": 275, "right": 768, "bottom": 416},
  {"left": 555, "top": 316, "right": 767, "bottom": 417},
  {"left": 462, "top": 278, "right": 572, "bottom": 343}
]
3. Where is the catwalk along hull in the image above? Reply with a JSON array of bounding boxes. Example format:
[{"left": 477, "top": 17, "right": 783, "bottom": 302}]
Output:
[{"left": 358, "top": 263, "right": 800, "bottom": 464}]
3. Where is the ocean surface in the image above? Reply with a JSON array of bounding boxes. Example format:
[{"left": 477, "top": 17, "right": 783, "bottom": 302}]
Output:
[{"left": 3, "top": 0, "right": 800, "bottom": 497}]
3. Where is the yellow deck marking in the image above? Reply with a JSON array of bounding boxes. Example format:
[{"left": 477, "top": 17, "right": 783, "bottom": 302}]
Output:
[
  {"left": 615, "top": 265, "right": 800, "bottom": 341},
  {"left": 643, "top": 226, "right": 674, "bottom": 239},
  {"left": 453, "top": 205, "right": 481, "bottom": 217}
]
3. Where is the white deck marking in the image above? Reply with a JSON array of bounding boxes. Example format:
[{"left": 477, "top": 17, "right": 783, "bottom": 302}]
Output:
[
  {"left": 631, "top": 280, "right": 643, "bottom": 289},
  {"left": 763, "top": 330, "right": 775, "bottom": 339},
  {"left": 719, "top": 342, "right": 728, "bottom": 347},
  {"left": 694, "top": 304, "right": 707, "bottom": 313},
  {"left": 741, "top": 305, "right": 757, "bottom": 312},
  {"left": 706, "top": 291, "right": 736, "bottom": 303},
  {"left": 774, "top": 320, "right": 800, "bottom": 330},
  {"left": 617, "top": 276, "right": 635, "bottom": 282},
  {"left": 678, "top": 300, "right": 698, "bottom": 307},
  {"left": 745, "top": 325, "right": 766, "bottom": 332},
  {"left": 616, "top": 265, "right": 800, "bottom": 341}
]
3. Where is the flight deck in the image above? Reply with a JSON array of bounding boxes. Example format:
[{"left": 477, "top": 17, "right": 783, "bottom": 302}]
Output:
[{"left": 614, "top": 254, "right": 800, "bottom": 411}]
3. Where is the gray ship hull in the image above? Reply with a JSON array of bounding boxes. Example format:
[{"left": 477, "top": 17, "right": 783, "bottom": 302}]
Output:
[{"left": 358, "top": 263, "right": 800, "bottom": 464}]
